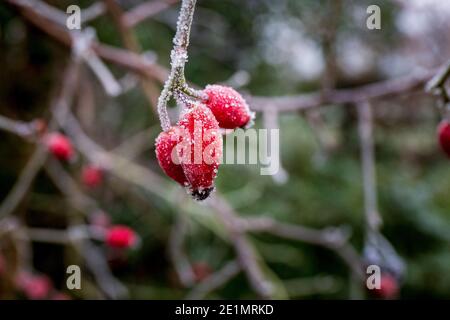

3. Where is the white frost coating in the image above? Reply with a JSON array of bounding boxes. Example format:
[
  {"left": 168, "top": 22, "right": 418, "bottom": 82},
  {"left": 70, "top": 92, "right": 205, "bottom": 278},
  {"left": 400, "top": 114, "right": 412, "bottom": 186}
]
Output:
[{"left": 156, "top": 0, "right": 198, "bottom": 131}]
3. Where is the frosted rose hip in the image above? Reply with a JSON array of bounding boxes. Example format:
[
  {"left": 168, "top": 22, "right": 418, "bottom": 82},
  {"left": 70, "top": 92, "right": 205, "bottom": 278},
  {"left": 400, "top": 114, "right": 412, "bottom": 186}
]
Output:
[
  {"left": 155, "top": 126, "right": 189, "bottom": 186},
  {"left": 204, "top": 85, "right": 253, "bottom": 129},
  {"left": 177, "top": 103, "right": 222, "bottom": 200}
]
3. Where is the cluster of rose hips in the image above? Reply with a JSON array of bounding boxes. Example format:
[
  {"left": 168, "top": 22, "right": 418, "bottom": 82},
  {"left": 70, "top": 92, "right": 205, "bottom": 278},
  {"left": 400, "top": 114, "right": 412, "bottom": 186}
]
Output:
[
  {"left": 40, "top": 133, "right": 138, "bottom": 278},
  {"left": 41, "top": 132, "right": 104, "bottom": 188},
  {"left": 155, "top": 85, "right": 253, "bottom": 200}
]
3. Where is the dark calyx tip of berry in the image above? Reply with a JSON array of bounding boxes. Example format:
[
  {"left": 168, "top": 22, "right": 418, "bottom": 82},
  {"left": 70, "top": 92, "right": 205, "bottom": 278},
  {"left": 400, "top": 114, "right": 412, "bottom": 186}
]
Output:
[{"left": 191, "top": 187, "right": 214, "bottom": 201}]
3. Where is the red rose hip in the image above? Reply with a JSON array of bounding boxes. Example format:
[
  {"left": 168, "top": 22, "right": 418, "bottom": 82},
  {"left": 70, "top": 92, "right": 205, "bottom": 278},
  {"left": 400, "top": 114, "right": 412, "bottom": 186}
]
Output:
[
  {"left": 45, "top": 133, "right": 74, "bottom": 161},
  {"left": 204, "top": 85, "right": 253, "bottom": 129},
  {"left": 155, "top": 126, "right": 189, "bottom": 186},
  {"left": 374, "top": 273, "right": 399, "bottom": 299},
  {"left": 15, "top": 272, "right": 53, "bottom": 300},
  {"left": 177, "top": 103, "right": 222, "bottom": 200},
  {"left": 438, "top": 120, "right": 450, "bottom": 157},
  {"left": 106, "top": 225, "right": 137, "bottom": 249},
  {"left": 81, "top": 165, "right": 103, "bottom": 188}
]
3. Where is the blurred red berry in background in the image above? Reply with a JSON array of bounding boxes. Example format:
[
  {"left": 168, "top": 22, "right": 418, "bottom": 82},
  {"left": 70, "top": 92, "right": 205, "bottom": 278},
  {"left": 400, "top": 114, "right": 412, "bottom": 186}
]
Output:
[
  {"left": 192, "top": 262, "right": 212, "bottom": 282},
  {"left": 106, "top": 225, "right": 137, "bottom": 249},
  {"left": 374, "top": 273, "right": 399, "bottom": 299},
  {"left": 81, "top": 165, "right": 103, "bottom": 188},
  {"left": 438, "top": 120, "right": 450, "bottom": 158},
  {"left": 45, "top": 133, "right": 74, "bottom": 161},
  {"left": 15, "top": 272, "right": 53, "bottom": 300}
]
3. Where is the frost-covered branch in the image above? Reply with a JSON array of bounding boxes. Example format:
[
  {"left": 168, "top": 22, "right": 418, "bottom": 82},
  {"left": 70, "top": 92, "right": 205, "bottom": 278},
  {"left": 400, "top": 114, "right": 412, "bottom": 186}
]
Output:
[
  {"left": 156, "top": 0, "right": 205, "bottom": 131},
  {"left": 210, "top": 195, "right": 277, "bottom": 299},
  {"left": 240, "top": 216, "right": 364, "bottom": 279},
  {"left": 6, "top": 0, "right": 169, "bottom": 83},
  {"left": 426, "top": 59, "right": 450, "bottom": 93},
  {"left": 426, "top": 59, "right": 450, "bottom": 109},
  {"left": 103, "top": 0, "right": 162, "bottom": 108},
  {"left": 8, "top": 0, "right": 439, "bottom": 117},
  {"left": 250, "top": 69, "right": 435, "bottom": 112},
  {"left": 0, "top": 115, "right": 39, "bottom": 138}
]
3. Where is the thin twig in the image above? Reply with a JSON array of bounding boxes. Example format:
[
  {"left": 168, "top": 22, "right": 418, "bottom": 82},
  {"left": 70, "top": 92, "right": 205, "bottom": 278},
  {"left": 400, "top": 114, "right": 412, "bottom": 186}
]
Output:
[
  {"left": 0, "top": 146, "right": 47, "bottom": 219},
  {"left": 186, "top": 260, "right": 241, "bottom": 299},
  {"left": 1, "top": 42, "right": 82, "bottom": 225},
  {"left": 210, "top": 195, "right": 275, "bottom": 299},
  {"left": 123, "top": 0, "right": 180, "bottom": 28},
  {"left": 81, "top": 2, "right": 107, "bottom": 24},
  {"left": 156, "top": 0, "right": 204, "bottom": 131},
  {"left": 357, "top": 101, "right": 382, "bottom": 231},
  {"left": 6, "top": 0, "right": 169, "bottom": 83},
  {"left": 240, "top": 216, "right": 364, "bottom": 280},
  {"left": 8, "top": 0, "right": 439, "bottom": 116},
  {"left": 250, "top": 69, "right": 435, "bottom": 112},
  {"left": 44, "top": 159, "right": 99, "bottom": 215},
  {"left": 103, "top": 0, "right": 162, "bottom": 110},
  {"left": 0, "top": 115, "right": 37, "bottom": 138},
  {"left": 112, "top": 126, "right": 159, "bottom": 159},
  {"left": 426, "top": 59, "right": 450, "bottom": 92},
  {"left": 73, "top": 238, "right": 128, "bottom": 299},
  {"left": 61, "top": 111, "right": 169, "bottom": 199},
  {"left": 169, "top": 211, "right": 195, "bottom": 287}
]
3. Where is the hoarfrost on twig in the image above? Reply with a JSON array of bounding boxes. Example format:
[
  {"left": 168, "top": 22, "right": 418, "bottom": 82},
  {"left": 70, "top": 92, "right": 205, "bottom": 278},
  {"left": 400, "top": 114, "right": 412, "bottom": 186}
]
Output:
[{"left": 156, "top": 0, "right": 199, "bottom": 131}]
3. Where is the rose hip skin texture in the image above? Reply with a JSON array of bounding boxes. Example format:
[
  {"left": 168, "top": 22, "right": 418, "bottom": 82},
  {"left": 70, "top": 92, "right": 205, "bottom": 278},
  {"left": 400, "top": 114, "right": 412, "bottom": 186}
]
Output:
[
  {"left": 81, "top": 165, "right": 103, "bottom": 188},
  {"left": 204, "top": 85, "right": 252, "bottom": 129},
  {"left": 438, "top": 120, "right": 450, "bottom": 157},
  {"left": 155, "top": 126, "right": 189, "bottom": 186},
  {"left": 45, "top": 133, "right": 74, "bottom": 161},
  {"left": 106, "top": 225, "right": 137, "bottom": 249},
  {"left": 178, "top": 104, "right": 222, "bottom": 200}
]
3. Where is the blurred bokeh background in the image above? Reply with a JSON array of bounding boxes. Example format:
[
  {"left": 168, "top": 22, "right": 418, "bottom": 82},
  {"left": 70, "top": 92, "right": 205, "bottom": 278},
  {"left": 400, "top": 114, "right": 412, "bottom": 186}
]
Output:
[{"left": 1, "top": 0, "right": 450, "bottom": 299}]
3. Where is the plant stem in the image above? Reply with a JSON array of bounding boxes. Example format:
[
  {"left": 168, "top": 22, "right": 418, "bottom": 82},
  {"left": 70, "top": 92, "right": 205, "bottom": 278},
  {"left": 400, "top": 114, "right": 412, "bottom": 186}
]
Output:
[{"left": 156, "top": 0, "right": 197, "bottom": 131}]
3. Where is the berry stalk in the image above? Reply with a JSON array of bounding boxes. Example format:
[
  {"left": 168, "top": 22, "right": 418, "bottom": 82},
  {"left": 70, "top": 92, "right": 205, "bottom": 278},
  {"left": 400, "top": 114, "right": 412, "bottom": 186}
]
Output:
[{"left": 156, "top": 0, "right": 199, "bottom": 131}]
